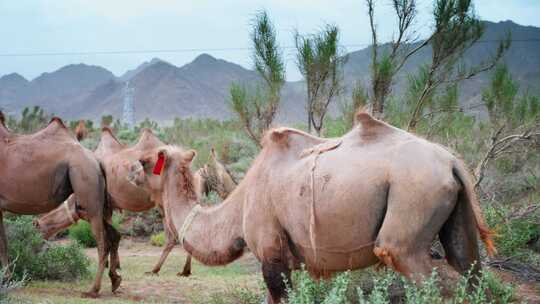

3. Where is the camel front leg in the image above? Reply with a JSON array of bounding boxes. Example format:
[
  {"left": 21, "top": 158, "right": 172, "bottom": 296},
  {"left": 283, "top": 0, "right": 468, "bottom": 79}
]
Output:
[
  {"left": 0, "top": 211, "right": 9, "bottom": 269},
  {"left": 83, "top": 218, "right": 107, "bottom": 298},
  {"left": 147, "top": 220, "right": 176, "bottom": 275}
]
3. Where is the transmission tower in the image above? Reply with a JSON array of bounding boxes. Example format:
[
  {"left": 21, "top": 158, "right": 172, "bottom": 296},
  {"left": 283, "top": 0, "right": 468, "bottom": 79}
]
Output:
[{"left": 122, "top": 81, "right": 135, "bottom": 129}]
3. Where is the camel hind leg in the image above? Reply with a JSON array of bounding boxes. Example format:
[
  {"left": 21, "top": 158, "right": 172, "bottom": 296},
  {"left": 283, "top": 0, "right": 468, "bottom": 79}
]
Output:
[
  {"left": 105, "top": 222, "right": 122, "bottom": 292},
  {"left": 177, "top": 254, "right": 192, "bottom": 277},
  {"left": 69, "top": 164, "right": 109, "bottom": 297},
  {"left": 373, "top": 181, "right": 458, "bottom": 283}
]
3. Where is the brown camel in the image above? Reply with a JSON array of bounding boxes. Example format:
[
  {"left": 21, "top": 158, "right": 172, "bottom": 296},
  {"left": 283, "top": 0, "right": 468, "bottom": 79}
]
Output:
[
  {"left": 0, "top": 112, "right": 121, "bottom": 298},
  {"left": 128, "top": 111, "right": 495, "bottom": 304},
  {"left": 74, "top": 120, "right": 88, "bottom": 141},
  {"left": 36, "top": 127, "right": 236, "bottom": 276}
]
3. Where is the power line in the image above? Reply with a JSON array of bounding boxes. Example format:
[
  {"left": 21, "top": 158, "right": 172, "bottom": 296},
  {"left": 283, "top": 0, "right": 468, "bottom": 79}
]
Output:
[{"left": 0, "top": 39, "right": 539, "bottom": 57}]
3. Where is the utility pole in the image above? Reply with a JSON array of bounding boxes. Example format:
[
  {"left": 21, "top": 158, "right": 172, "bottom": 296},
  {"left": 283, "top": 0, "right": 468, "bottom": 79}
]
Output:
[{"left": 122, "top": 81, "right": 135, "bottom": 129}]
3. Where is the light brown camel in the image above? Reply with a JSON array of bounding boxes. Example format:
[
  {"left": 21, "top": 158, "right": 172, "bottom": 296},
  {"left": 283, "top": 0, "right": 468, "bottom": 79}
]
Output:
[
  {"left": 195, "top": 148, "right": 237, "bottom": 200},
  {"left": 128, "top": 111, "right": 495, "bottom": 304},
  {"left": 0, "top": 112, "right": 121, "bottom": 298},
  {"left": 36, "top": 127, "right": 236, "bottom": 276}
]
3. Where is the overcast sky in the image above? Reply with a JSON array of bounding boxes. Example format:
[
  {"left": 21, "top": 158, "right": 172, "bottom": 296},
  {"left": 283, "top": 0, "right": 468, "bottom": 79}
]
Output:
[{"left": 1, "top": 0, "right": 539, "bottom": 81}]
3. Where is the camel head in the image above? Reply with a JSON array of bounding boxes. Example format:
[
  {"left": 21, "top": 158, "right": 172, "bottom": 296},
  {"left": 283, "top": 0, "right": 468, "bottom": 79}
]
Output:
[
  {"left": 202, "top": 148, "right": 237, "bottom": 199},
  {"left": 35, "top": 200, "right": 80, "bottom": 240},
  {"left": 0, "top": 111, "right": 5, "bottom": 127},
  {"left": 127, "top": 146, "right": 198, "bottom": 204}
]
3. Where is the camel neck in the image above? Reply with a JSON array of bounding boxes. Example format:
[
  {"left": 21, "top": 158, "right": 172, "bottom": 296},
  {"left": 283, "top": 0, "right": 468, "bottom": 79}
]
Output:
[{"left": 172, "top": 181, "right": 246, "bottom": 266}]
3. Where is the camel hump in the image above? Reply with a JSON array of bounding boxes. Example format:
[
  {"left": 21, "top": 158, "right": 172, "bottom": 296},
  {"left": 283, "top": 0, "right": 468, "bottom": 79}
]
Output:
[
  {"left": 75, "top": 120, "right": 87, "bottom": 141},
  {"left": 355, "top": 111, "right": 394, "bottom": 140},
  {"left": 49, "top": 117, "right": 67, "bottom": 129},
  {"left": 263, "top": 127, "right": 328, "bottom": 151},
  {"left": 101, "top": 126, "right": 114, "bottom": 135},
  {"left": 100, "top": 127, "right": 122, "bottom": 144},
  {"left": 0, "top": 111, "right": 5, "bottom": 126}
]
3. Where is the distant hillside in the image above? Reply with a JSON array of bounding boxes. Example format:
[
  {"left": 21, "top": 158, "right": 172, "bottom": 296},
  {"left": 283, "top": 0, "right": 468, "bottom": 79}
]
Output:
[
  {"left": 343, "top": 20, "right": 540, "bottom": 116},
  {"left": 0, "top": 20, "right": 538, "bottom": 123}
]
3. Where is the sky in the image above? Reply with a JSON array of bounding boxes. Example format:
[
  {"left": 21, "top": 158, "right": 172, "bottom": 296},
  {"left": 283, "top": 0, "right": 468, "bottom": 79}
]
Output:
[{"left": 1, "top": 0, "right": 539, "bottom": 81}]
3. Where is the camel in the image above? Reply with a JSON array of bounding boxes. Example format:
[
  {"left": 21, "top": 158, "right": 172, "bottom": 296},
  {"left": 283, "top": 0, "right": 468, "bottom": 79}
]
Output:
[
  {"left": 195, "top": 148, "right": 237, "bottom": 200},
  {"left": 127, "top": 111, "right": 495, "bottom": 304},
  {"left": 36, "top": 127, "right": 236, "bottom": 276},
  {"left": 0, "top": 112, "right": 120, "bottom": 298},
  {"left": 74, "top": 120, "right": 88, "bottom": 141}
]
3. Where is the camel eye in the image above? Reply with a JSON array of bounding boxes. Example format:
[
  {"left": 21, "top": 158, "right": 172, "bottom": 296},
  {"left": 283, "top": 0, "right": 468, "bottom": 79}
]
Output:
[{"left": 139, "top": 159, "right": 148, "bottom": 169}]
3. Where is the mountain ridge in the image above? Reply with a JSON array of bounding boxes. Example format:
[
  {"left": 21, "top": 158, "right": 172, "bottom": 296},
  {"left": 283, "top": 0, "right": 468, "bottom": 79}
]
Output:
[{"left": 0, "top": 20, "right": 538, "bottom": 122}]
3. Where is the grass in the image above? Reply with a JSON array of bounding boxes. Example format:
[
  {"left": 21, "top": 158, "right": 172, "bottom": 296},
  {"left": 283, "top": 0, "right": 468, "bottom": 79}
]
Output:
[{"left": 13, "top": 241, "right": 262, "bottom": 304}]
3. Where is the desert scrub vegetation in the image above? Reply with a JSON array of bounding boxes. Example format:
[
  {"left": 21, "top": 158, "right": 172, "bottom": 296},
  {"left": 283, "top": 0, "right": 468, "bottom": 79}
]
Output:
[
  {"left": 68, "top": 214, "right": 122, "bottom": 247},
  {"left": 0, "top": 265, "right": 25, "bottom": 303},
  {"left": 284, "top": 267, "right": 514, "bottom": 304},
  {"left": 5, "top": 215, "right": 90, "bottom": 281},
  {"left": 150, "top": 231, "right": 166, "bottom": 247}
]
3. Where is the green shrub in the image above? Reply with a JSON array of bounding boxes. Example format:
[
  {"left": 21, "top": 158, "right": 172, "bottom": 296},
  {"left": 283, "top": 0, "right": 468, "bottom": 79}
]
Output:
[
  {"left": 150, "top": 231, "right": 166, "bottom": 247},
  {"left": 0, "top": 265, "right": 25, "bottom": 302},
  {"left": 6, "top": 215, "right": 90, "bottom": 281},
  {"left": 285, "top": 266, "right": 513, "bottom": 304},
  {"left": 68, "top": 220, "right": 96, "bottom": 247},
  {"left": 484, "top": 202, "right": 540, "bottom": 257},
  {"left": 68, "top": 214, "right": 122, "bottom": 248}
]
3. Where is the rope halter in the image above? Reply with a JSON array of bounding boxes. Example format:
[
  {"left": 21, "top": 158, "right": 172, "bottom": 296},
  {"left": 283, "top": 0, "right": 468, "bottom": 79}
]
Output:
[
  {"left": 62, "top": 200, "right": 77, "bottom": 225},
  {"left": 179, "top": 204, "right": 202, "bottom": 246}
]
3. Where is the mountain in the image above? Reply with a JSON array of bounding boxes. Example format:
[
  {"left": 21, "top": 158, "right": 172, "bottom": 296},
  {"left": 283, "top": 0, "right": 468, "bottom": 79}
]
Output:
[
  {"left": 119, "top": 58, "right": 164, "bottom": 81},
  {"left": 0, "top": 64, "right": 114, "bottom": 116},
  {"left": 0, "top": 20, "right": 538, "bottom": 122}
]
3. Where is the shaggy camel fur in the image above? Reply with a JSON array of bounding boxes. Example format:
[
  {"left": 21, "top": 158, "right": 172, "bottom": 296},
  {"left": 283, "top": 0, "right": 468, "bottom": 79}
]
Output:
[
  {"left": 0, "top": 113, "right": 120, "bottom": 297},
  {"left": 36, "top": 128, "right": 236, "bottom": 276},
  {"left": 129, "top": 112, "right": 495, "bottom": 304}
]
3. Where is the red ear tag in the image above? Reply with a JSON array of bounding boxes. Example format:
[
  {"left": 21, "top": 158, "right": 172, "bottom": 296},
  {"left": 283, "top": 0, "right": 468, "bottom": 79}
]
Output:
[{"left": 153, "top": 154, "right": 165, "bottom": 175}]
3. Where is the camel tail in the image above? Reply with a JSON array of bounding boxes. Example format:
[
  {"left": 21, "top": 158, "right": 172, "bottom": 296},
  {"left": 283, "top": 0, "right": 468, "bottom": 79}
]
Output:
[{"left": 452, "top": 159, "right": 496, "bottom": 257}]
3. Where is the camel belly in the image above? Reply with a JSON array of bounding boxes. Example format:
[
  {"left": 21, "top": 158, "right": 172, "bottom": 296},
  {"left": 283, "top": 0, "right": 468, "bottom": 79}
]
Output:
[{"left": 296, "top": 243, "right": 379, "bottom": 276}]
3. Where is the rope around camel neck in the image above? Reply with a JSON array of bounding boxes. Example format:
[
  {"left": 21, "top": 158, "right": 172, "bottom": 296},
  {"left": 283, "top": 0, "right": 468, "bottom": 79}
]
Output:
[
  {"left": 62, "top": 200, "right": 76, "bottom": 224},
  {"left": 179, "top": 204, "right": 202, "bottom": 245}
]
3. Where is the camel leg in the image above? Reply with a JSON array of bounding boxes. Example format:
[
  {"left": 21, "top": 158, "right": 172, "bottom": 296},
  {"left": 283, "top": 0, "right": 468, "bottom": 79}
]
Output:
[
  {"left": 0, "top": 211, "right": 9, "bottom": 270},
  {"left": 262, "top": 258, "right": 290, "bottom": 304},
  {"left": 177, "top": 254, "right": 192, "bottom": 277},
  {"left": 83, "top": 218, "right": 107, "bottom": 298},
  {"left": 147, "top": 219, "right": 176, "bottom": 275},
  {"left": 105, "top": 222, "right": 122, "bottom": 292},
  {"left": 373, "top": 182, "right": 458, "bottom": 284}
]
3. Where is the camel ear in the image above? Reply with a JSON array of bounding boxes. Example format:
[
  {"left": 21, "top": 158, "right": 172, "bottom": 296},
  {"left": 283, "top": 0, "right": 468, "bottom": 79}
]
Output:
[{"left": 184, "top": 150, "right": 196, "bottom": 163}]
